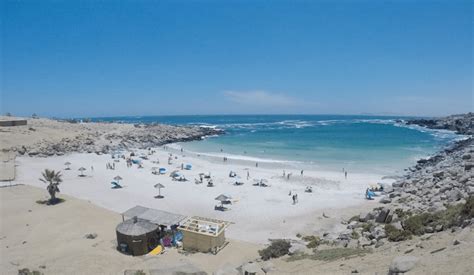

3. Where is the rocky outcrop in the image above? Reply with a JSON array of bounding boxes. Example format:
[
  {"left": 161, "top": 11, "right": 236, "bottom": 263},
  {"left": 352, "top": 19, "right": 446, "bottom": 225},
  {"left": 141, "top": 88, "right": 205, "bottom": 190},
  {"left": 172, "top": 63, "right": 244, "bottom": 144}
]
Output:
[
  {"left": 7, "top": 121, "right": 223, "bottom": 157},
  {"left": 405, "top": 112, "right": 474, "bottom": 135}
]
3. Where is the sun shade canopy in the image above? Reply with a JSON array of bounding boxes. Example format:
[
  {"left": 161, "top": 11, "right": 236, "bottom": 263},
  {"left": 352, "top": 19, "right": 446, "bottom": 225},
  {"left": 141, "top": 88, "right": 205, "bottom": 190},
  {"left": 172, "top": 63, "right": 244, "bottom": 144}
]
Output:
[{"left": 122, "top": 205, "right": 187, "bottom": 227}]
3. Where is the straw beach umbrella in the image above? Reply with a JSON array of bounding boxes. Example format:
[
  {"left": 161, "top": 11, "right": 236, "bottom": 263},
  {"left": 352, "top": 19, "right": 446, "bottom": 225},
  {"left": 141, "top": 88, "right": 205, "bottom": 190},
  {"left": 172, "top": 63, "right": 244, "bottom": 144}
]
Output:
[
  {"left": 215, "top": 194, "right": 231, "bottom": 208},
  {"left": 114, "top": 175, "right": 123, "bottom": 184},
  {"left": 64, "top": 162, "right": 71, "bottom": 170},
  {"left": 78, "top": 167, "right": 86, "bottom": 177},
  {"left": 154, "top": 183, "right": 165, "bottom": 198}
]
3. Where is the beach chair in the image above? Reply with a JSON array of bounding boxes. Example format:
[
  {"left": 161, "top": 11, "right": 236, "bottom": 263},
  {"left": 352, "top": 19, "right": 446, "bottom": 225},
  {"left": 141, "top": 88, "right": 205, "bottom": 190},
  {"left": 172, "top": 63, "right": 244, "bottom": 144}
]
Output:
[{"left": 111, "top": 181, "right": 123, "bottom": 189}]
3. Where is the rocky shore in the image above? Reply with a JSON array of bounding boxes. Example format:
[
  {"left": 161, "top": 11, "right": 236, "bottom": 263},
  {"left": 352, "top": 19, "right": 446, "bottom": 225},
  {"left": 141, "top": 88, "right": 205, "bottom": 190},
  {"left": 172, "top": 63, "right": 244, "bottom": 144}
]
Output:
[
  {"left": 0, "top": 117, "right": 223, "bottom": 157},
  {"left": 273, "top": 113, "right": 474, "bottom": 274},
  {"left": 328, "top": 113, "right": 473, "bottom": 252}
]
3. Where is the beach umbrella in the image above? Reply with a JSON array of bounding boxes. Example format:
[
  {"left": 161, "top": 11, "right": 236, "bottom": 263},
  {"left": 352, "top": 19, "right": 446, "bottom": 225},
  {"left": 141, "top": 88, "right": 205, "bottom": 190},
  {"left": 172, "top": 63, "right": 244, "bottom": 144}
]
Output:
[
  {"left": 154, "top": 183, "right": 165, "bottom": 198},
  {"left": 114, "top": 175, "right": 123, "bottom": 183},
  {"left": 78, "top": 167, "right": 86, "bottom": 176},
  {"left": 64, "top": 162, "right": 71, "bottom": 170},
  {"left": 215, "top": 194, "right": 231, "bottom": 207}
]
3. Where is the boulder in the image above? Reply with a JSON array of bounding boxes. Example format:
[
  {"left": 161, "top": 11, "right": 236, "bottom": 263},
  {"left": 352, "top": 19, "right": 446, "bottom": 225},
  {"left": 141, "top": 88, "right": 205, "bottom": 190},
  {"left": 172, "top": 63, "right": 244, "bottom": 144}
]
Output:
[
  {"left": 375, "top": 208, "right": 390, "bottom": 223},
  {"left": 214, "top": 264, "right": 239, "bottom": 275},
  {"left": 446, "top": 189, "right": 462, "bottom": 202},
  {"left": 435, "top": 224, "right": 444, "bottom": 232},
  {"left": 392, "top": 181, "right": 404, "bottom": 188},
  {"left": 288, "top": 241, "right": 307, "bottom": 255},
  {"left": 388, "top": 256, "right": 418, "bottom": 274},
  {"left": 239, "top": 263, "right": 262, "bottom": 275},
  {"left": 465, "top": 162, "right": 474, "bottom": 171},
  {"left": 379, "top": 183, "right": 394, "bottom": 193},
  {"left": 433, "top": 171, "right": 444, "bottom": 178},
  {"left": 380, "top": 197, "right": 392, "bottom": 204},
  {"left": 425, "top": 226, "right": 434, "bottom": 233},
  {"left": 261, "top": 262, "right": 276, "bottom": 274},
  {"left": 359, "top": 211, "right": 374, "bottom": 222}
]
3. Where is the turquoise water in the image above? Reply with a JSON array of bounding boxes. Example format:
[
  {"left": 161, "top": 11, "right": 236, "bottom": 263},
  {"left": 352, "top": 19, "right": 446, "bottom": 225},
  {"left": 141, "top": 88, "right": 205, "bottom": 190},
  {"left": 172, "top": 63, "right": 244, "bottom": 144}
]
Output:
[{"left": 90, "top": 115, "right": 462, "bottom": 174}]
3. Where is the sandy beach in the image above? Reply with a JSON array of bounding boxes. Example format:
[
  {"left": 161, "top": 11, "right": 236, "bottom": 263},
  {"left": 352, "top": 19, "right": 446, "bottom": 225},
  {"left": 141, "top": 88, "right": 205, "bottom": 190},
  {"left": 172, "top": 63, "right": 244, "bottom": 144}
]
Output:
[
  {"left": 10, "top": 147, "right": 386, "bottom": 243},
  {"left": 2, "top": 185, "right": 472, "bottom": 274}
]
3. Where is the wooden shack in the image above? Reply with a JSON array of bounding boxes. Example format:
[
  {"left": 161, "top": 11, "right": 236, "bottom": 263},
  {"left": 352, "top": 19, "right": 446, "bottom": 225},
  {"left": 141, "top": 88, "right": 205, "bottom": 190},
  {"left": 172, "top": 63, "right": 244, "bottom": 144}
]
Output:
[
  {"left": 179, "top": 216, "right": 231, "bottom": 254},
  {"left": 116, "top": 217, "right": 159, "bottom": 256}
]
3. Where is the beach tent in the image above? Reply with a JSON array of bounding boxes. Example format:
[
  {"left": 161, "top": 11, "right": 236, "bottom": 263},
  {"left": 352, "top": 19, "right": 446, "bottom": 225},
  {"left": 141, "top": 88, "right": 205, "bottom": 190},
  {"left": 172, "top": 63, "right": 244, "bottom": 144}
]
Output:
[
  {"left": 159, "top": 168, "right": 167, "bottom": 174},
  {"left": 64, "top": 162, "right": 71, "bottom": 170},
  {"left": 185, "top": 164, "right": 192, "bottom": 170},
  {"left": 116, "top": 217, "right": 159, "bottom": 256}
]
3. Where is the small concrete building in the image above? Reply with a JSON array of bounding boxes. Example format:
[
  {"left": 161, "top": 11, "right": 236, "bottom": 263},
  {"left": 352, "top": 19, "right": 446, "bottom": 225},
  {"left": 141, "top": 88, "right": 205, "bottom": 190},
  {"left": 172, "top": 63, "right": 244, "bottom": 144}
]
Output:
[
  {"left": 0, "top": 119, "right": 27, "bottom": 127},
  {"left": 179, "top": 216, "right": 231, "bottom": 254}
]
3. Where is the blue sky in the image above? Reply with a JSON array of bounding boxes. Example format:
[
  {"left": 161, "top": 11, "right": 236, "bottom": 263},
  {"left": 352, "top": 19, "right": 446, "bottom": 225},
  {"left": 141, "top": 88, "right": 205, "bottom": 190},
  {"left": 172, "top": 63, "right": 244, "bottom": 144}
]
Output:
[{"left": 1, "top": 0, "right": 472, "bottom": 117}]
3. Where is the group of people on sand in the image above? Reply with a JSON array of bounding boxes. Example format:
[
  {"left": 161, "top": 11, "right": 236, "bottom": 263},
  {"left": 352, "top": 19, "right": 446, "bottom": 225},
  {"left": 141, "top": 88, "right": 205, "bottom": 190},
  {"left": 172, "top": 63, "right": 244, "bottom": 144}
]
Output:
[
  {"left": 106, "top": 162, "right": 115, "bottom": 170},
  {"left": 289, "top": 191, "right": 299, "bottom": 204}
]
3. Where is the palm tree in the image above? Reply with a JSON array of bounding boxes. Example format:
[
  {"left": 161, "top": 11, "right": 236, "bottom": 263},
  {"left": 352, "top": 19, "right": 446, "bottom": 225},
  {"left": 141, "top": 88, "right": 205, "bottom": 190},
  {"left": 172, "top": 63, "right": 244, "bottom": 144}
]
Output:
[{"left": 39, "top": 169, "right": 63, "bottom": 204}]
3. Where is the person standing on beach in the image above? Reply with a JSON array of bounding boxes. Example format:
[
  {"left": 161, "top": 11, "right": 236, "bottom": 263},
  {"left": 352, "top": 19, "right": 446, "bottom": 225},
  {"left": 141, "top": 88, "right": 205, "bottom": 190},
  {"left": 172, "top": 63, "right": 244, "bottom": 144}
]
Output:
[
  {"left": 301, "top": 170, "right": 304, "bottom": 176},
  {"left": 256, "top": 162, "right": 258, "bottom": 167},
  {"left": 292, "top": 194, "right": 296, "bottom": 204},
  {"left": 345, "top": 171, "right": 348, "bottom": 179},
  {"left": 247, "top": 170, "right": 250, "bottom": 180},
  {"left": 295, "top": 193, "right": 298, "bottom": 203},
  {"left": 283, "top": 170, "right": 286, "bottom": 177}
]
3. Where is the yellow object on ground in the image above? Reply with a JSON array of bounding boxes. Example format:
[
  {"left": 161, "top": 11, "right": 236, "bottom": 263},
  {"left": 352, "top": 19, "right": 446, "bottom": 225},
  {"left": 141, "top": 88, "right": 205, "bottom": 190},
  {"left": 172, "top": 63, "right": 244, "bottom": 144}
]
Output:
[{"left": 148, "top": 245, "right": 163, "bottom": 255}]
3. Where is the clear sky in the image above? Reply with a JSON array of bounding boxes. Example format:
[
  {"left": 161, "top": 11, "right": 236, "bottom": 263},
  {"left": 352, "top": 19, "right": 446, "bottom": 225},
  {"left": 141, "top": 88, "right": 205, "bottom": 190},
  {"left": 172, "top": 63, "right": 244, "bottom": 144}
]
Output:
[{"left": 1, "top": 0, "right": 472, "bottom": 118}]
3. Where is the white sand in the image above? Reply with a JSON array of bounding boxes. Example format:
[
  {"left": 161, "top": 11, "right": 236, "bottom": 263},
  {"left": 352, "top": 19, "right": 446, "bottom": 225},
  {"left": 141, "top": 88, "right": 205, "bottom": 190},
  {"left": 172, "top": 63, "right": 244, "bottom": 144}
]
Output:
[{"left": 12, "top": 146, "right": 389, "bottom": 244}]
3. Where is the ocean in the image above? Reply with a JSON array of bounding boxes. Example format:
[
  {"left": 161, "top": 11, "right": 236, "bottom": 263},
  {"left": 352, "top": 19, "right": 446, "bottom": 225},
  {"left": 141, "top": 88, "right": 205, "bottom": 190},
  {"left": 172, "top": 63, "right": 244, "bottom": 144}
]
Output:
[{"left": 89, "top": 115, "right": 463, "bottom": 174}]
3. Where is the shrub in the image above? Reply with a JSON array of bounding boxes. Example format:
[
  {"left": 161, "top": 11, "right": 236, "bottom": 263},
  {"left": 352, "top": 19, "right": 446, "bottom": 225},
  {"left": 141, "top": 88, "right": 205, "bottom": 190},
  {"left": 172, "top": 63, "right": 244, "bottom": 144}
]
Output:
[
  {"left": 361, "top": 222, "right": 372, "bottom": 233},
  {"left": 18, "top": 269, "right": 43, "bottom": 275},
  {"left": 302, "top": 235, "right": 321, "bottom": 248},
  {"left": 461, "top": 196, "right": 474, "bottom": 218},
  {"left": 351, "top": 231, "right": 360, "bottom": 239},
  {"left": 259, "top": 239, "right": 291, "bottom": 260},
  {"left": 384, "top": 224, "right": 412, "bottom": 242},
  {"left": 394, "top": 208, "right": 412, "bottom": 219},
  {"left": 402, "top": 213, "right": 433, "bottom": 235},
  {"left": 312, "top": 248, "right": 371, "bottom": 261}
]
